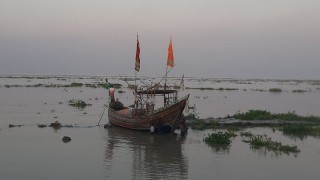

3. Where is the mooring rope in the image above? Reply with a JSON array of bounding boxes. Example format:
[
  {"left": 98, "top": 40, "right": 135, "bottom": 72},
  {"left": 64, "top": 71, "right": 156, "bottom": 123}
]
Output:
[{"left": 98, "top": 104, "right": 108, "bottom": 126}]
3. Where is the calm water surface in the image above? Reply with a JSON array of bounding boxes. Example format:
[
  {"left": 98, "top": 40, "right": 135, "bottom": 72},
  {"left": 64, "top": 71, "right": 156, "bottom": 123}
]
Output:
[{"left": 1, "top": 76, "right": 320, "bottom": 179}]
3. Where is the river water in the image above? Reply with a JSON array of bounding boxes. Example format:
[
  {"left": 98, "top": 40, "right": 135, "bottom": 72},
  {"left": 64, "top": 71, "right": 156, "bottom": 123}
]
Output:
[{"left": 1, "top": 76, "right": 320, "bottom": 180}]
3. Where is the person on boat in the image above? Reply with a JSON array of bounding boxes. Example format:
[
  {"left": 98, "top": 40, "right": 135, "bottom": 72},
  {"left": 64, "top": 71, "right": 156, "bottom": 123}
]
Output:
[
  {"left": 105, "top": 78, "right": 112, "bottom": 103},
  {"left": 105, "top": 78, "right": 111, "bottom": 89},
  {"left": 109, "top": 85, "right": 115, "bottom": 102}
]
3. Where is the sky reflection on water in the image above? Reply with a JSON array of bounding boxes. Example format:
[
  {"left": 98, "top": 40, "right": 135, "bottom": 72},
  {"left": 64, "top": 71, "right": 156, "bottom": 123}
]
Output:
[{"left": 1, "top": 76, "right": 320, "bottom": 179}]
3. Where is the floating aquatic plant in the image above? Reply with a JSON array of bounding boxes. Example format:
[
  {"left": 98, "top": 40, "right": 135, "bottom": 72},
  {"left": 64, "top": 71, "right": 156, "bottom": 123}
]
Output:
[
  {"left": 68, "top": 82, "right": 83, "bottom": 87},
  {"left": 68, "top": 99, "right": 91, "bottom": 108},
  {"left": 240, "top": 131, "right": 253, "bottom": 137},
  {"left": 38, "top": 124, "right": 47, "bottom": 128},
  {"left": 233, "top": 110, "right": 274, "bottom": 120},
  {"left": 203, "top": 131, "right": 236, "bottom": 146},
  {"left": 232, "top": 110, "right": 320, "bottom": 123},
  {"left": 292, "top": 89, "right": 307, "bottom": 93},
  {"left": 9, "top": 124, "right": 22, "bottom": 128},
  {"left": 244, "top": 134, "right": 300, "bottom": 155},
  {"left": 281, "top": 124, "right": 320, "bottom": 139},
  {"left": 269, "top": 88, "right": 282, "bottom": 92},
  {"left": 185, "top": 87, "right": 238, "bottom": 91}
]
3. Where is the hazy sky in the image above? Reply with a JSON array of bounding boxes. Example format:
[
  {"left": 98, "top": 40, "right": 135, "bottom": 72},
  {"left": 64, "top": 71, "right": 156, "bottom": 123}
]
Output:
[{"left": 1, "top": 0, "right": 320, "bottom": 79}]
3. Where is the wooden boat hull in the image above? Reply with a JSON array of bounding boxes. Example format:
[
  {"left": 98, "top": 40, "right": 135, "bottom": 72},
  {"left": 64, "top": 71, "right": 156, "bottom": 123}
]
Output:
[{"left": 108, "top": 95, "right": 189, "bottom": 132}]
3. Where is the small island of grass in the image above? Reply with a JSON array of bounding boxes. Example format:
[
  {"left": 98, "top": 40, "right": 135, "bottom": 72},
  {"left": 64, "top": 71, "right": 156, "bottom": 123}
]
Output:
[
  {"left": 203, "top": 131, "right": 236, "bottom": 146},
  {"left": 68, "top": 99, "right": 92, "bottom": 108}
]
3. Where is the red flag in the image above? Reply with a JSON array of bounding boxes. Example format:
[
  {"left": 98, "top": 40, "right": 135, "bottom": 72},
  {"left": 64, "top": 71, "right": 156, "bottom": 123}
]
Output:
[
  {"left": 135, "top": 35, "right": 140, "bottom": 72},
  {"left": 167, "top": 37, "right": 174, "bottom": 67}
]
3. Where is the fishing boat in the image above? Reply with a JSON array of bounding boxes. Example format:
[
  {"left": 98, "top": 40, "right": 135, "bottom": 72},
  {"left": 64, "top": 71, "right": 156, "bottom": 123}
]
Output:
[{"left": 107, "top": 36, "right": 189, "bottom": 133}]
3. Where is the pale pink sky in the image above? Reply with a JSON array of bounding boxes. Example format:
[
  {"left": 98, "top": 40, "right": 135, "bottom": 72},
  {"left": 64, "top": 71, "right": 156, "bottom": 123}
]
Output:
[{"left": 1, "top": 0, "right": 320, "bottom": 79}]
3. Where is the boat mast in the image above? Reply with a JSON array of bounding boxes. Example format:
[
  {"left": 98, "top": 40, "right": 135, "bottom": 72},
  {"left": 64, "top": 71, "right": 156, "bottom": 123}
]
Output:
[
  {"left": 164, "top": 36, "right": 174, "bottom": 105},
  {"left": 135, "top": 33, "right": 140, "bottom": 108},
  {"left": 164, "top": 66, "right": 168, "bottom": 90}
]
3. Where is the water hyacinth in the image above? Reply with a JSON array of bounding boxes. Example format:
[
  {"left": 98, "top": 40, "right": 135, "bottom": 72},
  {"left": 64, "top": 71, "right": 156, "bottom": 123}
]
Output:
[
  {"left": 246, "top": 134, "right": 300, "bottom": 155},
  {"left": 68, "top": 99, "right": 92, "bottom": 108},
  {"left": 203, "top": 131, "right": 236, "bottom": 146}
]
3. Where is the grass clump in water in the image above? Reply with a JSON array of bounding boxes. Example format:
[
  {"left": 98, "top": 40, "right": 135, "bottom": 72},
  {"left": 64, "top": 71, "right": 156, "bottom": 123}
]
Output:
[
  {"left": 216, "top": 87, "right": 238, "bottom": 91},
  {"left": 38, "top": 124, "right": 47, "bottom": 128},
  {"left": 232, "top": 110, "right": 320, "bottom": 123},
  {"left": 203, "top": 131, "right": 236, "bottom": 146},
  {"left": 240, "top": 131, "right": 253, "bottom": 137},
  {"left": 68, "top": 99, "right": 92, "bottom": 108},
  {"left": 245, "top": 134, "right": 300, "bottom": 155},
  {"left": 192, "top": 121, "right": 206, "bottom": 130},
  {"left": 60, "top": 82, "right": 83, "bottom": 87},
  {"left": 233, "top": 110, "right": 274, "bottom": 120},
  {"left": 276, "top": 112, "right": 301, "bottom": 121},
  {"left": 269, "top": 88, "right": 282, "bottom": 92},
  {"left": 292, "top": 89, "right": 307, "bottom": 93},
  {"left": 281, "top": 124, "right": 320, "bottom": 139},
  {"left": 69, "top": 82, "right": 83, "bottom": 87},
  {"left": 49, "top": 121, "right": 62, "bottom": 131},
  {"left": 252, "top": 89, "right": 266, "bottom": 92},
  {"left": 185, "top": 87, "right": 214, "bottom": 90},
  {"left": 9, "top": 124, "right": 22, "bottom": 128},
  {"left": 185, "top": 87, "right": 238, "bottom": 91}
]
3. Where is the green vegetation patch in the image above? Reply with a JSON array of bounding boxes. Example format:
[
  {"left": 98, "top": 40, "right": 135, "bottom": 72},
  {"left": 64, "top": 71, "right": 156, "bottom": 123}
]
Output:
[
  {"left": 269, "top": 88, "right": 282, "bottom": 92},
  {"left": 49, "top": 121, "right": 62, "bottom": 130},
  {"left": 186, "top": 87, "right": 214, "bottom": 90},
  {"left": 203, "top": 131, "right": 236, "bottom": 146},
  {"left": 240, "top": 131, "right": 253, "bottom": 137},
  {"left": 232, "top": 110, "right": 320, "bottom": 123},
  {"left": 233, "top": 110, "right": 274, "bottom": 120},
  {"left": 292, "top": 89, "right": 307, "bottom": 93},
  {"left": 9, "top": 124, "right": 23, "bottom": 128},
  {"left": 251, "top": 89, "right": 266, "bottom": 92},
  {"left": 37, "top": 124, "right": 47, "bottom": 128},
  {"left": 244, "top": 134, "right": 300, "bottom": 155},
  {"left": 68, "top": 99, "right": 92, "bottom": 108},
  {"left": 191, "top": 121, "right": 207, "bottom": 130},
  {"left": 68, "top": 82, "right": 83, "bottom": 87},
  {"left": 186, "top": 87, "right": 238, "bottom": 91},
  {"left": 281, "top": 124, "right": 320, "bottom": 139}
]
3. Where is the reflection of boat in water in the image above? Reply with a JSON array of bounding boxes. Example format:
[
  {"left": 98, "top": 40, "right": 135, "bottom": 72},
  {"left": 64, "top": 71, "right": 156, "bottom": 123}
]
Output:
[
  {"left": 108, "top": 36, "right": 189, "bottom": 133},
  {"left": 104, "top": 127, "right": 188, "bottom": 179}
]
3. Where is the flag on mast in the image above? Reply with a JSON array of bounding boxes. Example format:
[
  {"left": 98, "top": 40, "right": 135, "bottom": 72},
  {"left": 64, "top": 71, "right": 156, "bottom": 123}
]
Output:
[
  {"left": 135, "top": 35, "right": 140, "bottom": 72},
  {"left": 167, "top": 37, "right": 174, "bottom": 67}
]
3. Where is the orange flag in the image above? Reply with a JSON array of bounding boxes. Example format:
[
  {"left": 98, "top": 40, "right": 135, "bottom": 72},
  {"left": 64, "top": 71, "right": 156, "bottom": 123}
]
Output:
[
  {"left": 167, "top": 37, "right": 174, "bottom": 67},
  {"left": 135, "top": 35, "right": 140, "bottom": 72}
]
